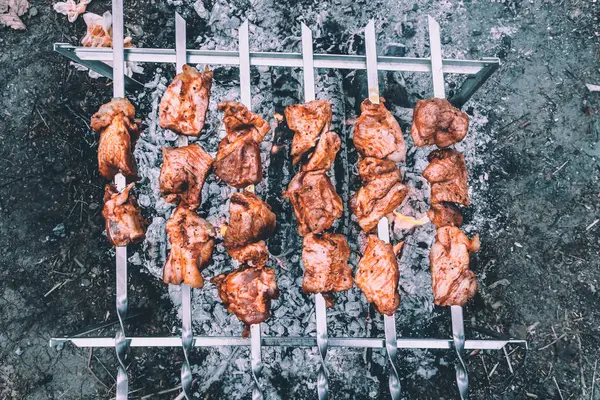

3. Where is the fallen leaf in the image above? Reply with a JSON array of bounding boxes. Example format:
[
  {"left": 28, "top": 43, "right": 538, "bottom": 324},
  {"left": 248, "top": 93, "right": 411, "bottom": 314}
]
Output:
[
  {"left": 586, "top": 83, "right": 600, "bottom": 92},
  {"left": 0, "top": 12, "right": 25, "bottom": 29},
  {"left": 9, "top": 0, "right": 27, "bottom": 16},
  {"left": 54, "top": 0, "right": 90, "bottom": 22}
]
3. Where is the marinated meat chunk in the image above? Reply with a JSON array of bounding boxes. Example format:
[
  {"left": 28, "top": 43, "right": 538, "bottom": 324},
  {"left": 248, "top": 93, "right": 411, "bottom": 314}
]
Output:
[
  {"left": 301, "top": 131, "right": 341, "bottom": 172},
  {"left": 159, "top": 65, "right": 213, "bottom": 136},
  {"left": 427, "top": 203, "right": 463, "bottom": 227},
  {"left": 302, "top": 233, "right": 353, "bottom": 303},
  {"left": 285, "top": 100, "right": 332, "bottom": 165},
  {"left": 355, "top": 235, "right": 400, "bottom": 315},
  {"left": 283, "top": 170, "right": 343, "bottom": 236},
  {"left": 91, "top": 98, "right": 141, "bottom": 181},
  {"left": 223, "top": 191, "right": 276, "bottom": 267},
  {"left": 411, "top": 98, "right": 469, "bottom": 148},
  {"left": 159, "top": 144, "right": 213, "bottom": 210},
  {"left": 423, "top": 149, "right": 470, "bottom": 206},
  {"left": 353, "top": 98, "right": 406, "bottom": 163},
  {"left": 102, "top": 183, "right": 146, "bottom": 247},
  {"left": 163, "top": 205, "right": 216, "bottom": 288},
  {"left": 214, "top": 102, "right": 270, "bottom": 188},
  {"left": 212, "top": 266, "right": 280, "bottom": 337},
  {"left": 350, "top": 158, "right": 408, "bottom": 232},
  {"left": 430, "top": 226, "right": 480, "bottom": 306}
]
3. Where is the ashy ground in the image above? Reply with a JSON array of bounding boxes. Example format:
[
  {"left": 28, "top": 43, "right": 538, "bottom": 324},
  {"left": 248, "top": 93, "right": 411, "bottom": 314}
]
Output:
[{"left": 1, "top": 0, "right": 599, "bottom": 399}]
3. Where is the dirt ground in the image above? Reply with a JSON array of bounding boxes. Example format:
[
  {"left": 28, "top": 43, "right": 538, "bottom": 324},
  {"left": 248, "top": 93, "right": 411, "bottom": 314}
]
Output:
[{"left": 1, "top": 0, "right": 600, "bottom": 399}]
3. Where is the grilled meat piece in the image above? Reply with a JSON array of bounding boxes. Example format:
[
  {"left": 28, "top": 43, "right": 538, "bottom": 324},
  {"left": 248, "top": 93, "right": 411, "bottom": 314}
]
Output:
[
  {"left": 430, "top": 226, "right": 480, "bottom": 306},
  {"left": 285, "top": 100, "right": 332, "bottom": 165},
  {"left": 350, "top": 158, "right": 408, "bottom": 232},
  {"left": 283, "top": 170, "right": 343, "bottom": 236},
  {"left": 91, "top": 98, "right": 141, "bottom": 181},
  {"left": 163, "top": 205, "right": 216, "bottom": 288},
  {"left": 223, "top": 191, "right": 276, "bottom": 267},
  {"left": 355, "top": 235, "right": 400, "bottom": 315},
  {"left": 302, "top": 233, "right": 353, "bottom": 303},
  {"left": 159, "top": 65, "right": 213, "bottom": 136},
  {"left": 301, "top": 131, "right": 341, "bottom": 172},
  {"left": 212, "top": 265, "right": 279, "bottom": 337},
  {"left": 411, "top": 98, "right": 469, "bottom": 148},
  {"left": 427, "top": 203, "right": 463, "bottom": 227},
  {"left": 214, "top": 102, "right": 270, "bottom": 188},
  {"left": 102, "top": 183, "right": 146, "bottom": 246},
  {"left": 159, "top": 144, "right": 213, "bottom": 210},
  {"left": 353, "top": 98, "right": 406, "bottom": 163},
  {"left": 423, "top": 149, "right": 470, "bottom": 206}
]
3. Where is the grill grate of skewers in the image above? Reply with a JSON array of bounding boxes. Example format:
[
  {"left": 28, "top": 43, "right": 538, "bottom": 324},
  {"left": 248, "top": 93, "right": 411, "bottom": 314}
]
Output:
[{"left": 50, "top": 6, "right": 528, "bottom": 400}]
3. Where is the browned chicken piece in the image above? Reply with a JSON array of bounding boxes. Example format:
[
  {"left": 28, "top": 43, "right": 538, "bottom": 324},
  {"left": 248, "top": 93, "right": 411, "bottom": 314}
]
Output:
[
  {"left": 102, "top": 183, "right": 147, "bottom": 247},
  {"left": 355, "top": 235, "right": 400, "bottom": 315},
  {"left": 159, "top": 65, "right": 213, "bottom": 136},
  {"left": 283, "top": 170, "right": 343, "bottom": 236},
  {"left": 223, "top": 191, "right": 276, "bottom": 267},
  {"left": 423, "top": 149, "right": 470, "bottom": 206},
  {"left": 163, "top": 204, "right": 216, "bottom": 288},
  {"left": 302, "top": 233, "right": 353, "bottom": 304},
  {"left": 227, "top": 241, "right": 270, "bottom": 268},
  {"left": 212, "top": 265, "right": 280, "bottom": 337},
  {"left": 430, "top": 226, "right": 480, "bottom": 306},
  {"left": 91, "top": 98, "right": 141, "bottom": 181},
  {"left": 159, "top": 144, "right": 213, "bottom": 210},
  {"left": 353, "top": 98, "right": 406, "bottom": 163},
  {"left": 214, "top": 102, "right": 270, "bottom": 188},
  {"left": 285, "top": 100, "right": 332, "bottom": 165},
  {"left": 411, "top": 98, "right": 469, "bottom": 148},
  {"left": 350, "top": 157, "right": 409, "bottom": 232},
  {"left": 301, "top": 131, "right": 341, "bottom": 172},
  {"left": 427, "top": 203, "right": 463, "bottom": 227}
]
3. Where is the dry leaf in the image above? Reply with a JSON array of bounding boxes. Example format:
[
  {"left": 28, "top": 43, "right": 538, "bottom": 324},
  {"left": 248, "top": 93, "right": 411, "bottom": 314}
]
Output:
[
  {"left": 54, "top": 0, "right": 90, "bottom": 22},
  {"left": 0, "top": 0, "right": 9, "bottom": 13},
  {"left": 0, "top": 12, "right": 25, "bottom": 29},
  {"left": 9, "top": 0, "right": 28, "bottom": 16}
]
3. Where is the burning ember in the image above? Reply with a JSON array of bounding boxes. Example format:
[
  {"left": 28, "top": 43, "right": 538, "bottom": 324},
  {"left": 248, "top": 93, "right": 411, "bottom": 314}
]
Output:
[{"left": 393, "top": 212, "right": 430, "bottom": 230}]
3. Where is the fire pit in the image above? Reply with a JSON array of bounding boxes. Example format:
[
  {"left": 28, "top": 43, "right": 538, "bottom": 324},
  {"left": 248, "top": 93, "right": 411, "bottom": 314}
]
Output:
[{"left": 50, "top": 4, "right": 527, "bottom": 399}]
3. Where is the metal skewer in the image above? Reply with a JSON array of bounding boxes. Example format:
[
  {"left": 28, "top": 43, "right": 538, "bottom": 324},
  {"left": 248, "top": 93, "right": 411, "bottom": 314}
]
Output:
[
  {"left": 238, "top": 21, "right": 264, "bottom": 400},
  {"left": 365, "top": 20, "right": 401, "bottom": 400},
  {"left": 111, "top": 1, "right": 129, "bottom": 399},
  {"left": 173, "top": 13, "right": 194, "bottom": 400},
  {"left": 427, "top": 15, "right": 469, "bottom": 400},
  {"left": 301, "top": 23, "right": 329, "bottom": 400}
]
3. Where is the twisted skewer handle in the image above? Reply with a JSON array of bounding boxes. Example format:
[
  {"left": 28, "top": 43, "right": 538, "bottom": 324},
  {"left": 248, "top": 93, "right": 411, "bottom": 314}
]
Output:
[
  {"left": 315, "top": 293, "right": 329, "bottom": 400},
  {"left": 451, "top": 306, "right": 469, "bottom": 399},
  {"left": 180, "top": 285, "right": 193, "bottom": 399},
  {"left": 250, "top": 324, "right": 263, "bottom": 400},
  {"left": 115, "top": 243, "right": 129, "bottom": 400}
]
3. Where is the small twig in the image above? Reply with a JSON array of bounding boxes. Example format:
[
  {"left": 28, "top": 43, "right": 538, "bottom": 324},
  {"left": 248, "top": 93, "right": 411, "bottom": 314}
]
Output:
[
  {"left": 591, "top": 359, "right": 597, "bottom": 400},
  {"left": 44, "top": 279, "right": 72, "bottom": 298},
  {"left": 538, "top": 333, "right": 567, "bottom": 350},
  {"left": 551, "top": 160, "right": 569, "bottom": 177},
  {"left": 140, "top": 384, "right": 183, "bottom": 399},
  {"left": 553, "top": 376, "right": 564, "bottom": 400},
  {"left": 488, "top": 362, "right": 500, "bottom": 378},
  {"left": 503, "top": 346, "right": 514, "bottom": 374},
  {"left": 586, "top": 219, "right": 599, "bottom": 231},
  {"left": 87, "top": 348, "right": 110, "bottom": 390}
]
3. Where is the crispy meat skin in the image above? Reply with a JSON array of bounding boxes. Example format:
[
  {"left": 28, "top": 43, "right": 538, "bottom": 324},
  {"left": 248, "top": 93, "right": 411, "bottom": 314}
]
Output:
[
  {"left": 159, "top": 65, "right": 213, "bottom": 136},
  {"left": 355, "top": 235, "right": 400, "bottom": 315},
  {"left": 212, "top": 266, "right": 279, "bottom": 336},
  {"left": 411, "top": 98, "right": 469, "bottom": 148},
  {"left": 159, "top": 144, "right": 213, "bottom": 210},
  {"left": 91, "top": 98, "right": 141, "bottom": 181},
  {"left": 302, "top": 233, "right": 353, "bottom": 301},
  {"left": 283, "top": 170, "right": 343, "bottom": 236},
  {"left": 285, "top": 100, "right": 332, "bottom": 165},
  {"left": 102, "top": 183, "right": 146, "bottom": 246},
  {"left": 350, "top": 158, "right": 408, "bottom": 232},
  {"left": 301, "top": 131, "right": 341, "bottom": 172},
  {"left": 353, "top": 98, "right": 406, "bottom": 163},
  {"left": 430, "top": 226, "right": 480, "bottom": 306},
  {"left": 428, "top": 203, "right": 463, "bottom": 227},
  {"left": 163, "top": 205, "right": 216, "bottom": 288},
  {"left": 223, "top": 191, "right": 276, "bottom": 267},
  {"left": 214, "top": 102, "right": 270, "bottom": 188},
  {"left": 423, "top": 149, "right": 470, "bottom": 206}
]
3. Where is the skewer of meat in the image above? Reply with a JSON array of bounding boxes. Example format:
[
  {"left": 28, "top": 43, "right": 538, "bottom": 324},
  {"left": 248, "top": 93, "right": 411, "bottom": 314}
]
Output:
[{"left": 283, "top": 99, "right": 352, "bottom": 306}]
